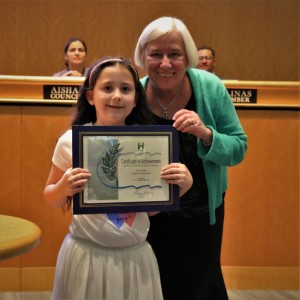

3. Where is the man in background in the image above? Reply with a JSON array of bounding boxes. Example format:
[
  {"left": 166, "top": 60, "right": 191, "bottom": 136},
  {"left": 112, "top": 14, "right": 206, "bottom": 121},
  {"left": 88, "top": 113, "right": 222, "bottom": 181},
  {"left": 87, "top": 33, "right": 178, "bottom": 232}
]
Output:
[{"left": 196, "top": 46, "right": 216, "bottom": 73}]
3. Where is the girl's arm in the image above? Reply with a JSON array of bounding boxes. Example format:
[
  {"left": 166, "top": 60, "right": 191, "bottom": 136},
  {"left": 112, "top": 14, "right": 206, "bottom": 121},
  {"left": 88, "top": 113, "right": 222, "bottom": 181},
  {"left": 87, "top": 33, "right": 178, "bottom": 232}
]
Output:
[{"left": 44, "top": 164, "right": 91, "bottom": 208}]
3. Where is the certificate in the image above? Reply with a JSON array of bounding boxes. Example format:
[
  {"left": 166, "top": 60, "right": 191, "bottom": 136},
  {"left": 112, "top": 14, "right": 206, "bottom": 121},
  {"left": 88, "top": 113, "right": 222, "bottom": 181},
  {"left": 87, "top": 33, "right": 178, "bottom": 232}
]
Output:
[{"left": 72, "top": 125, "right": 179, "bottom": 214}]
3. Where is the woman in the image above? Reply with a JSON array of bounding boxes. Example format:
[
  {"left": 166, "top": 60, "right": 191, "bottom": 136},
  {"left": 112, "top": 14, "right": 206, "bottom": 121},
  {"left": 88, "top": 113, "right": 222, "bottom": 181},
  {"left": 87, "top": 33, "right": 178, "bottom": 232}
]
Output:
[
  {"left": 134, "top": 16, "right": 248, "bottom": 300},
  {"left": 53, "top": 37, "right": 89, "bottom": 77}
]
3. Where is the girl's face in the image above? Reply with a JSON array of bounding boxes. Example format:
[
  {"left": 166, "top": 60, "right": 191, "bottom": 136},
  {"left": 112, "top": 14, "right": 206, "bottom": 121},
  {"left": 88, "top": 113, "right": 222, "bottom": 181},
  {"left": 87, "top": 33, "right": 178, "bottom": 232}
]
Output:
[
  {"left": 144, "top": 31, "right": 188, "bottom": 92},
  {"left": 87, "top": 65, "right": 136, "bottom": 126},
  {"left": 65, "top": 40, "right": 87, "bottom": 67}
]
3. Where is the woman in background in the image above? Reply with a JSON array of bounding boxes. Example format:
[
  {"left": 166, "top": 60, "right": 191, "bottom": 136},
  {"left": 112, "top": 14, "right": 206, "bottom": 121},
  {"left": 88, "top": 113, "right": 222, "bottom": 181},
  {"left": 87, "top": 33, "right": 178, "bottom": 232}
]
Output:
[{"left": 53, "top": 37, "right": 89, "bottom": 77}]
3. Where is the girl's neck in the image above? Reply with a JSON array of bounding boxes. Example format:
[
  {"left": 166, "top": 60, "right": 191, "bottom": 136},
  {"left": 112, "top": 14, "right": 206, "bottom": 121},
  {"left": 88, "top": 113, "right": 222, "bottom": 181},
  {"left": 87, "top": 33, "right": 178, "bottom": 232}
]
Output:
[{"left": 93, "top": 121, "right": 125, "bottom": 126}]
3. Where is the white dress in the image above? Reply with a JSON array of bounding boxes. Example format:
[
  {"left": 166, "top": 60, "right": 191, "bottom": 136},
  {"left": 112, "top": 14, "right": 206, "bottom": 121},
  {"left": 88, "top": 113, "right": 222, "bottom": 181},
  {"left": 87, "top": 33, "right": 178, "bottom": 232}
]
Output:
[{"left": 51, "top": 128, "right": 163, "bottom": 300}]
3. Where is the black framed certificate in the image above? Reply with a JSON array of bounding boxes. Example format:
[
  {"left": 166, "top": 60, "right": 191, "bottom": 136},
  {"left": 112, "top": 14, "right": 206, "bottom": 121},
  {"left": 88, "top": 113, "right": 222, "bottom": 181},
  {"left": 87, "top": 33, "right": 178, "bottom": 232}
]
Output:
[{"left": 72, "top": 125, "right": 179, "bottom": 214}]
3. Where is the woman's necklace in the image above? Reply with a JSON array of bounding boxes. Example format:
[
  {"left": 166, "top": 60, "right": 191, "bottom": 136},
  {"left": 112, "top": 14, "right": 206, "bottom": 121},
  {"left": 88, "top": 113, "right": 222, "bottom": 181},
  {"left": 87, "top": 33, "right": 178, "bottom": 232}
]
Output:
[{"left": 152, "top": 79, "right": 184, "bottom": 119}]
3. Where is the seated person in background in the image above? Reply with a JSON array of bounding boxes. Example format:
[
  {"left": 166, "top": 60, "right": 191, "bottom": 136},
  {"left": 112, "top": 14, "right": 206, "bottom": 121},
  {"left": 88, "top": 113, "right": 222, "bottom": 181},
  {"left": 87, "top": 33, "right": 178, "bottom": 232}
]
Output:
[
  {"left": 196, "top": 45, "right": 216, "bottom": 73},
  {"left": 53, "top": 37, "right": 89, "bottom": 77}
]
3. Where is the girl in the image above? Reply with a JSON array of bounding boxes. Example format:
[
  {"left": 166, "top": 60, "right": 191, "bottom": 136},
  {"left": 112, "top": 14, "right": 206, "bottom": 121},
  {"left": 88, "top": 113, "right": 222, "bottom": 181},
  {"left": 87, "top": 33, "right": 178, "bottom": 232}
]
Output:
[{"left": 44, "top": 57, "right": 193, "bottom": 300}]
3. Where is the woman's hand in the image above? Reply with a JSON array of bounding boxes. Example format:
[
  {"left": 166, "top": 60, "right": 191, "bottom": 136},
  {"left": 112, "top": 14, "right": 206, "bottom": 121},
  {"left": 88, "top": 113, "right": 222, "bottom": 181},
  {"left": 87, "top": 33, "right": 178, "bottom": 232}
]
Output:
[
  {"left": 161, "top": 163, "right": 193, "bottom": 196},
  {"left": 172, "top": 109, "right": 213, "bottom": 145},
  {"left": 63, "top": 70, "right": 83, "bottom": 77}
]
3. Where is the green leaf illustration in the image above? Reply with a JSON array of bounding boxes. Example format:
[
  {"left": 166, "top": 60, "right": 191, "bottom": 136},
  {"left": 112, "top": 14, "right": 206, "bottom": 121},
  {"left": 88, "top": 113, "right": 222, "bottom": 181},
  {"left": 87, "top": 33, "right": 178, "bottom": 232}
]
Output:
[{"left": 96, "top": 143, "right": 123, "bottom": 186}]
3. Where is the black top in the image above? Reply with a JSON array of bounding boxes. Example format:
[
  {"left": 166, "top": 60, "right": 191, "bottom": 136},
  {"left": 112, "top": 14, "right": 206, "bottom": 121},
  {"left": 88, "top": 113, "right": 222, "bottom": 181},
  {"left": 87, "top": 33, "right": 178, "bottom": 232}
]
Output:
[{"left": 152, "top": 93, "right": 209, "bottom": 218}]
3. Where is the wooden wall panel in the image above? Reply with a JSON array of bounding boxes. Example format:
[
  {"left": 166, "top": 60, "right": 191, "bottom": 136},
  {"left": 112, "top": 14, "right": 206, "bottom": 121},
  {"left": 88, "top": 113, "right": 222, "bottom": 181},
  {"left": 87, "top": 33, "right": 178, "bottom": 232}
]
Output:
[
  {"left": 18, "top": 2, "right": 117, "bottom": 76},
  {"left": 0, "top": 2, "right": 18, "bottom": 75},
  {"left": 0, "top": 0, "right": 299, "bottom": 289},
  {"left": 0, "top": 104, "right": 298, "bottom": 290},
  {"left": 0, "top": 105, "right": 74, "bottom": 268},
  {"left": 222, "top": 109, "right": 299, "bottom": 266},
  {"left": 225, "top": 1, "right": 299, "bottom": 81},
  {"left": 0, "top": 106, "right": 22, "bottom": 268},
  {"left": 0, "top": 106, "right": 21, "bottom": 215},
  {"left": 19, "top": 106, "right": 74, "bottom": 267},
  {"left": 0, "top": 1, "right": 298, "bottom": 80}
]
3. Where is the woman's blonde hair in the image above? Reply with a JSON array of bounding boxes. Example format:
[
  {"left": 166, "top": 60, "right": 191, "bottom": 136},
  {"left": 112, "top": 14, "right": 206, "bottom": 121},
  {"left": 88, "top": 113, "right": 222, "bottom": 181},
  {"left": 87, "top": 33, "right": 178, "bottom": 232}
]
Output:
[{"left": 134, "top": 16, "right": 198, "bottom": 70}]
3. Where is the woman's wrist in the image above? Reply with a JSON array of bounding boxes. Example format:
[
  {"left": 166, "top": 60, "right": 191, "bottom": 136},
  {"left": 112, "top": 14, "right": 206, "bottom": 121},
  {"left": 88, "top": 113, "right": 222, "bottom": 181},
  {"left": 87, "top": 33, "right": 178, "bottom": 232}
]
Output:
[
  {"left": 202, "top": 140, "right": 212, "bottom": 147},
  {"left": 201, "top": 128, "right": 213, "bottom": 146}
]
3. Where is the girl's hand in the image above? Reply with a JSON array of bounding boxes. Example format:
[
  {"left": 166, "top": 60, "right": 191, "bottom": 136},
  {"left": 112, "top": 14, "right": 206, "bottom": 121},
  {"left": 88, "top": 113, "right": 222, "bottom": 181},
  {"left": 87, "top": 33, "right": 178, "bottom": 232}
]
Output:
[
  {"left": 160, "top": 163, "right": 193, "bottom": 196},
  {"left": 172, "top": 109, "right": 213, "bottom": 145},
  {"left": 59, "top": 167, "right": 91, "bottom": 197},
  {"left": 44, "top": 165, "right": 91, "bottom": 208}
]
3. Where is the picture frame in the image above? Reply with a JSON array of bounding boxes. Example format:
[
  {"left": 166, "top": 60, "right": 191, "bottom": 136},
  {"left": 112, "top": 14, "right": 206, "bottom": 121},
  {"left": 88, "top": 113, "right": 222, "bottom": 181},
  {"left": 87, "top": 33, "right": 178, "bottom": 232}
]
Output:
[{"left": 72, "top": 125, "right": 179, "bottom": 214}]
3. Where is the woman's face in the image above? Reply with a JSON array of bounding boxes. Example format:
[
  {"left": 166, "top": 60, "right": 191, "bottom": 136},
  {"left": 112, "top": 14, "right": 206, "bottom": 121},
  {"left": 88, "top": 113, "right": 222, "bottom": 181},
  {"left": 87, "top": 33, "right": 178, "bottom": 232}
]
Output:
[
  {"left": 87, "top": 65, "right": 136, "bottom": 126},
  {"left": 144, "top": 31, "right": 188, "bottom": 91},
  {"left": 65, "top": 40, "right": 87, "bottom": 67}
]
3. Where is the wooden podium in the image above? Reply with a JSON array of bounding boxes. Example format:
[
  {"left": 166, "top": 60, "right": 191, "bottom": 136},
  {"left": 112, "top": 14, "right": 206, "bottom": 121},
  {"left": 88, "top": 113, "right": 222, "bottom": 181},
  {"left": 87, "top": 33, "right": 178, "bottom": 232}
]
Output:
[
  {"left": 0, "top": 75, "right": 299, "bottom": 108},
  {"left": 0, "top": 75, "right": 83, "bottom": 105},
  {"left": 0, "top": 76, "right": 299, "bottom": 290}
]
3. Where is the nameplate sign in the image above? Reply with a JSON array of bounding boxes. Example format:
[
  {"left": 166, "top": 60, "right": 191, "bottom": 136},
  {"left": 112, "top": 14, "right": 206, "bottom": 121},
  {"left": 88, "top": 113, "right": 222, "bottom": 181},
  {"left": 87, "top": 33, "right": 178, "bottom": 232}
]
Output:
[
  {"left": 227, "top": 88, "right": 257, "bottom": 104},
  {"left": 43, "top": 85, "right": 80, "bottom": 100}
]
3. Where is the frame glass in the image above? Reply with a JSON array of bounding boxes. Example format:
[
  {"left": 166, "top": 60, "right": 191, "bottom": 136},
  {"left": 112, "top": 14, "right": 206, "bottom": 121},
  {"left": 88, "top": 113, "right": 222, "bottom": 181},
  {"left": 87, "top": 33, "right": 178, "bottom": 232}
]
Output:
[{"left": 72, "top": 125, "right": 179, "bottom": 214}]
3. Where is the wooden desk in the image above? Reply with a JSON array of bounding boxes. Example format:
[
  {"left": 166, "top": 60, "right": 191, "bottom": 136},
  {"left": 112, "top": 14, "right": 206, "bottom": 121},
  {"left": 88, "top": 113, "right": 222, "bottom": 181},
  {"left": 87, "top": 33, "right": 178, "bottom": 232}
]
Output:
[
  {"left": 0, "top": 215, "right": 41, "bottom": 260},
  {"left": 0, "top": 76, "right": 299, "bottom": 109},
  {"left": 0, "top": 77, "right": 299, "bottom": 289}
]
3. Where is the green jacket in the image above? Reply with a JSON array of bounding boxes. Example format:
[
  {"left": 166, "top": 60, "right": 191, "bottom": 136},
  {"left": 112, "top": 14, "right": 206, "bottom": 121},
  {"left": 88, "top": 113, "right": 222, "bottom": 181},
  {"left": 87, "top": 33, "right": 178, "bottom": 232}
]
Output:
[{"left": 140, "top": 68, "right": 248, "bottom": 224}]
